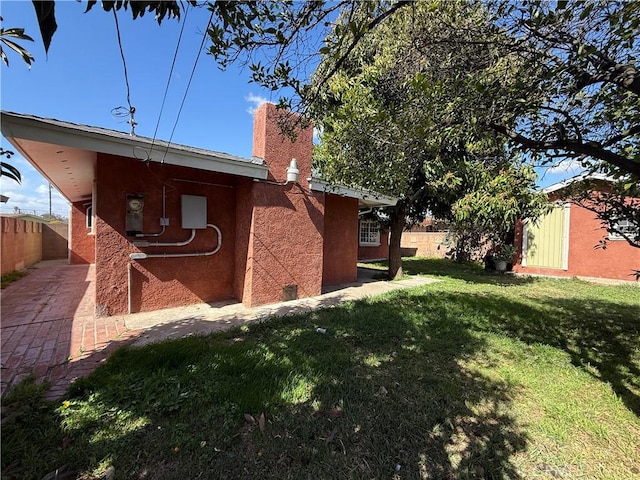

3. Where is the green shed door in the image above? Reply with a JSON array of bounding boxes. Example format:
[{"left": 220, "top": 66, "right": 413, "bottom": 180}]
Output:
[{"left": 523, "top": 204, "right": 570, "bottom": 270}]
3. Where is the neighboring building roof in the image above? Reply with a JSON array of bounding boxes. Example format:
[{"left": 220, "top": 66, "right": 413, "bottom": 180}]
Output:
[
  {"left": 1, "top": 111, "right": 269, "bottom": 203},
  {"left": 543, "top": 173, "right": 616, "bottom": 194},
  {"left": 308, "top": 177, "right": 398, "bottom": 208}
]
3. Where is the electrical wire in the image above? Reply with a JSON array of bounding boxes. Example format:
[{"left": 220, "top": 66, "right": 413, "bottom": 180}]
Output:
[
  {"left": 161, "top": 10, "right": 215, "bottom": 163},
  {"left": 150, "top": 2, "right": 191, "bottom": 156},
  {"left": 113, "top": 8, "right": 136, "bottom": 135}
]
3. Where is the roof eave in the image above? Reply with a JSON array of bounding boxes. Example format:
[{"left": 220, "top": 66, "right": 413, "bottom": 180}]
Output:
[
  {"left": 0, "top": 112, "right": 269, "bottom": 180},
  {"left": 308, "top": 177, "right": 398, "bottom": 207}
]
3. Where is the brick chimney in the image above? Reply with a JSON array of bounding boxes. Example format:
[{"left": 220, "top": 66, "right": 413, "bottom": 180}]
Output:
[{"left": 252, "top": 103, "right": 313, "bottom": 188}]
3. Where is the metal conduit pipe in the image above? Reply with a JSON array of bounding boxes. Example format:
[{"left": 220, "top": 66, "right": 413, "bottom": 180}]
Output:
[
  {"left": 127, "top": 225, "right": 223, "bottom": 313},
  {"left": 129, "top": 224, "right": 222, "bottom": 260},
  {"left": 128, "top": 262, "right": 133, "bottom": 314},
  {"left": 133, "top": 228, "right": 196, "bottom": 248},
  {"left": 135, "top": 185, "right": 168, "bottom": 237}
]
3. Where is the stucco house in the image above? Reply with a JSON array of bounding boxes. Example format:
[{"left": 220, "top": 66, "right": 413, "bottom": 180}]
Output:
[
  {"left": 1, "top": 103, "right": 395, "bottom": 315},
  {"left": 513, "top": 175, "right": 639, "bottom": 282}
]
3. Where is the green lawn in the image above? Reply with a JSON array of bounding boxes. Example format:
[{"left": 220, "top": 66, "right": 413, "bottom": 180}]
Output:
[
  {"left": 1, "top": 269, "right": 28, "bottom": 289},
  {"left": 2, "top": 259, "right": 639, "bottom": 479}
]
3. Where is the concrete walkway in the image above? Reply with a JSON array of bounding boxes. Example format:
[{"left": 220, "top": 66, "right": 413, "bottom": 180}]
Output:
[
  {"left": 1, "top": 262, "right": 437, "bottom": 400},
  {"left": 123, "top": 271, "right": 437, "bottom": 346}
]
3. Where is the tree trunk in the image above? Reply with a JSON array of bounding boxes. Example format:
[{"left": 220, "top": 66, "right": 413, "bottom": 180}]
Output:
[
  {"left": 388, "top": 202, "right": 406, "bottom": 280},
  {"left": 455, "top": 235, "right": 469, "bottom": 262}
]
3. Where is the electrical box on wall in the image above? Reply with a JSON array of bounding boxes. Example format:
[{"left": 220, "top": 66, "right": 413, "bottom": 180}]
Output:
[
  {"left": 126, "top": 194, "right": 145, "bottom": 236},
  {"left": 181, "top": 195, "right": 207, "bottom": 229}
]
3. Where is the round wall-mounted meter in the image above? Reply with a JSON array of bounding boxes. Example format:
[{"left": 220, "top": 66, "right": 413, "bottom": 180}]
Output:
[{"left": 128, "top": 198, "right": 143, "bottom": 212}]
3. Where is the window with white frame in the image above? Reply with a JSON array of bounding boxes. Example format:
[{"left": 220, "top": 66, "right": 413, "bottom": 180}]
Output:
[
  {"left": 359, "top": 220, "right": 380, "bottom": 246},
  {"left": 85, "top": 204, "right": 93, "bottom": 229},
  {"left": 608, "top": 218, "right": 639, "bottom": 241}
]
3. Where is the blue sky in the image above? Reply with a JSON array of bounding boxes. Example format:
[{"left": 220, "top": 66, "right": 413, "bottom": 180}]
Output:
[
  {"left": 0, "top": 1, "right": 580, "bottom": 217},
  {"left": 1, "top": 1, "right": 275, "bottom": 216}
]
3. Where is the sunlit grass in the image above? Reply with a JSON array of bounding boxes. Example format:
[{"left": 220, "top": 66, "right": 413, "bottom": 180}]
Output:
[{"left": 2, "top": 258, "right": 639, "bottom": 479}]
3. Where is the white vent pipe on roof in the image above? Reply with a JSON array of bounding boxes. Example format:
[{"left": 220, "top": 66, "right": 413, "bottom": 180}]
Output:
[{"left": 286, "top": 158, "right": 299, "bottom": 183}]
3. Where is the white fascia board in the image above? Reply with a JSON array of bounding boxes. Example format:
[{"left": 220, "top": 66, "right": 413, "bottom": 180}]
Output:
[
  {"left": 1, "top": 113, "right": 269, "bottom": 180},
  {"left": 308, "top": 177, "right": 398, "bottom": 206},
  {"left": 542, "top": 173, "right": 615, "bottom": 194}
]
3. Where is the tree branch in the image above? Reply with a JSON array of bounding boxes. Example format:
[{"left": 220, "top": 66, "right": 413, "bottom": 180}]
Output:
[
  {"left": 305, "top": 1, "right": 412, "bottom": 106},
  {"left": 487, "top": 123, "right": 640, "bottom": 176}
]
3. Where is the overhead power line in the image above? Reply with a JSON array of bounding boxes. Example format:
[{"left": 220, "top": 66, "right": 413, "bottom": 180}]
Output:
[
  {"left": 161, "top": 10, "right": 215, "bottom": 163},
  {"left": 150, "top": 2, "right": 191, "bottom": 156},
  {"left": 112, "top": 8, "right": 137, "bottom": 135}
]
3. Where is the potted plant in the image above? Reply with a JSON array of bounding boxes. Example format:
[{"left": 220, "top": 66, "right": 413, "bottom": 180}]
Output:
[{"left": 494, "top": 244, "right": 517, "bottom": 272}]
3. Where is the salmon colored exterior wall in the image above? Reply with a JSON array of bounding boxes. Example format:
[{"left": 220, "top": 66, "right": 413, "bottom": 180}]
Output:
[
  {"left": 358, "top": 228, "right": 389, "bottom": 261},
  {"left": 513, "top": 202, "right": 640, "bottom": 282},
  {"left": 237, "top": 103, "right": 325, "bottom": 307},
  {"left": 70, "top": 202, "right": 95, "bottom": 265},
  {"left": 94, "top": 154, "right": 238, "bottom": 315},
  {"left": 239, "top": 182, "right": 325, "bottom": 306},
  {"left": 234, "top": 181, "right": 254, "bottom": 303},
  {"left": 0, "top": 217, "right": 42, "bottom": 274},
  {"left": 322, "top": 194, "right": 359, "bottom": 285},
  {"left": 73, "top": 101, "right": 364, "bottom": 315}
]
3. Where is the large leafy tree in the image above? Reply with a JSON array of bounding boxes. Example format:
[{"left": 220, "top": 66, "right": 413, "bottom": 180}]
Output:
[
  {"left": 19, "top": 1, "right": 639, "bottom": 178},
  {"left": 1, "top": 148, "right": 22, "bottom": 184},
  {"left": 484, "top": 1, "right": 640, "bottom": 250},
  {"left": 0, "top": 17, "right": 35, "bottom": 67},
  {"left": 14, "top": 0, "right": 638, "bottom": 249},
  {"left": 486, "top": 0, "right": 639, "bottom": 177},
  {"left": 312, "top": 1, "right": 548, "bottom": 277}
]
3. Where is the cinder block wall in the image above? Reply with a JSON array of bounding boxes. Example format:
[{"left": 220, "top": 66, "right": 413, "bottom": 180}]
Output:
[
  {"left": 1, "top": 217, "right": 43, "bottom": 275},
  {"left": 399, "top": 232, "right": 449, "bottom": 258},
  {"left": 42, "top": 223, "right": 69, "bottom": 260}
]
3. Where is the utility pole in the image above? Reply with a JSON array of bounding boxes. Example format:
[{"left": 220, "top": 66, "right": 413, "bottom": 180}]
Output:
[{"left": 49, "top": 183, "right": 52, "bottom": 216}]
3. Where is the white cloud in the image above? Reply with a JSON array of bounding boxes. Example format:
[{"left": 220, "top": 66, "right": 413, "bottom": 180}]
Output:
[
  {"left": 36, "top": 184, "right": 50, "bottom": 195},
  {"left": 545, "top": 159, "right": 585, "bottom": 175},
  {"left": 244, "top": 92, "right": 268, "bottom": 115},
  {"left": 0, "top": 178, "right": 69, "bottom": 217}
]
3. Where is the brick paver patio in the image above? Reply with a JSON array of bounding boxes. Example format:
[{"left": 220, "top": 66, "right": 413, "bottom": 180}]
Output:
[{"left": 1, "top": 261, "right": 141, "bottom": 400}]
